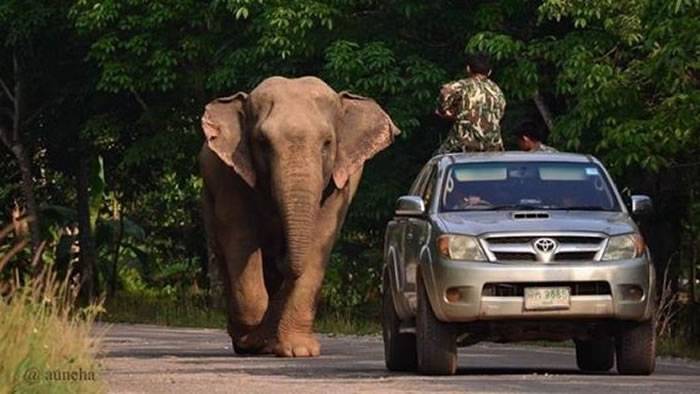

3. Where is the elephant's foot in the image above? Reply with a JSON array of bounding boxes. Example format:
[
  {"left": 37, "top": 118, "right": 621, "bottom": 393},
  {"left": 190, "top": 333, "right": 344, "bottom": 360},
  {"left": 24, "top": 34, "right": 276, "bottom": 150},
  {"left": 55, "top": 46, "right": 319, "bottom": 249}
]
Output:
[
  {"left": 270, "top": 332, "right": 321, "bottom": 357},
  {"left": 232, "top": 329, "right": 276, "bottom": 355}
]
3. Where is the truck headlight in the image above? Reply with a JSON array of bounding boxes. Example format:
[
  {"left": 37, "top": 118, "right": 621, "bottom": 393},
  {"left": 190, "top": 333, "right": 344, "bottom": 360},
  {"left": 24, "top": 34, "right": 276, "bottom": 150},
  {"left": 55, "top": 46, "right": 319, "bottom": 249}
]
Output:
[
  {"left": 437, "top": 235, "right": 487, "bottom": 261},
  {"left": 602, "top": 233, "right": 645, "bottom": 261}
]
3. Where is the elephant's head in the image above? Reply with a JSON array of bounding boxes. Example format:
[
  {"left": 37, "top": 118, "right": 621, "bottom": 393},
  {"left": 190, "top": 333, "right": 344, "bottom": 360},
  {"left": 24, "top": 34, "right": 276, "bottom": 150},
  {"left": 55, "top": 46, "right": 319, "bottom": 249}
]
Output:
[{"left": 201, "top": 76, "right": 399, "bottom": 273}]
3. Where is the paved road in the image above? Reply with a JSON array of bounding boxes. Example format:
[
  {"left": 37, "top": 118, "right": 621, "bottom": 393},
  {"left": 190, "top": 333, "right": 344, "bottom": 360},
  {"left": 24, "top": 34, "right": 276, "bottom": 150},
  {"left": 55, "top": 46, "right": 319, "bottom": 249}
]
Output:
[{"left": 99, "top": 323, "right": 700, "bottom": 393}]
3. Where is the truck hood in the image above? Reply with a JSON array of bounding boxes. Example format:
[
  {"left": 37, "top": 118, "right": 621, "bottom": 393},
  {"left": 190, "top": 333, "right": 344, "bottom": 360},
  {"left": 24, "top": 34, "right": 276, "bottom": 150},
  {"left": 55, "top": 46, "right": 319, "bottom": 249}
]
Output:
[{"left": 436, "top": 210, "right": 638, "bottom": 236}]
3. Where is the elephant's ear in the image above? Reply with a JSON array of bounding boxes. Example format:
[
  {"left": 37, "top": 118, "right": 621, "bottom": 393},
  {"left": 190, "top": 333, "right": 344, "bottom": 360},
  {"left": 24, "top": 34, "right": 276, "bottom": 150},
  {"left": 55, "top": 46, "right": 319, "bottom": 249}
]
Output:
[
  {"left": 201, "top": 92, "right": 256, "bottom": 187},
  {"left": 333, "top": 92, "right": 401, "bottom": 189}
]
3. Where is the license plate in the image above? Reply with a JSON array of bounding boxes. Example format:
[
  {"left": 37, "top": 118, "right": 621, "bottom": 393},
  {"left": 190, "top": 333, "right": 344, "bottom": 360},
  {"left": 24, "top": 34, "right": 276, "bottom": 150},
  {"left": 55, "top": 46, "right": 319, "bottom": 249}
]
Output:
[{"left": 524, "top": 287, "right": 571, "bottom": 310}]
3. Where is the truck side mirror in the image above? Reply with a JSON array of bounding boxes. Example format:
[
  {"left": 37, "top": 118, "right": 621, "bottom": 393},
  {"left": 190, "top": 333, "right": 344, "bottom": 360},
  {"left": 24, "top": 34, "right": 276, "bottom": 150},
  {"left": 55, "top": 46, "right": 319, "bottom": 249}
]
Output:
[
  {"left": 395, "top": 196, "right": 426, "bottom": 216},
  {"left": 630, "top": 195, "right": 653, "bottom": 216}
]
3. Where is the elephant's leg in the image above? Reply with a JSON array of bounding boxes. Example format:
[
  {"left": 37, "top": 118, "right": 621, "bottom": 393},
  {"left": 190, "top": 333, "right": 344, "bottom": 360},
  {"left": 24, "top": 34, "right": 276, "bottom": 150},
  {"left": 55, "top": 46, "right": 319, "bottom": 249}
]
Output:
[
  {"left": 262, "top": 247, "right": 285, "bottom": 303},
  {"left": 209, "top": 182, "right": 270, "bottom": 353},
  {"left": 218, "top": 232, "right": 270, "bottom": 353},
  {"left": 269, "top": 261, "right": 326, "bottom": 357},
  {"left": 269, "top": 173, "right": 362, "bottom": 357},
  {"left": 233, "top": 246, "right": 285, "bottom": 352}
]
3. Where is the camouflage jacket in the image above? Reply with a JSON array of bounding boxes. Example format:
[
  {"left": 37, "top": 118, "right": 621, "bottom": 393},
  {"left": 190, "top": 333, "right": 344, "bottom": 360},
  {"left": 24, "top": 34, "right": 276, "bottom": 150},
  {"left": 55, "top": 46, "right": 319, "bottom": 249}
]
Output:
[{"left": 436, "top": 75, "right": 506, "bottom": 153}]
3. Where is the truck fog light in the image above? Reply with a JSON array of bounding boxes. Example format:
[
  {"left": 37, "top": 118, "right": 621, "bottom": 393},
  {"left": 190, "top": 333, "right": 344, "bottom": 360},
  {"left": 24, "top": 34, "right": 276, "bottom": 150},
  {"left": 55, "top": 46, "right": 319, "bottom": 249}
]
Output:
[
  {"left": 445, "top": 287, "right": 472, "bottom": 303},
  {"left": 620, "top": 285, "right": 644, "bottom": 301},
  {"left": 446, "top": 288, "right": 461, "bottom": 302}
]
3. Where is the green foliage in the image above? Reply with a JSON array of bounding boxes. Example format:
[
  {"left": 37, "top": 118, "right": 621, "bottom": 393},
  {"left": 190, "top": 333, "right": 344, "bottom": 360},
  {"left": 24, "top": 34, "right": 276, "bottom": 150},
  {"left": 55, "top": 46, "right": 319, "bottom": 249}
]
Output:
[
  {"left": 2, "top": 0, "right": 699, "bottom": 338},
  {"left": 469, "top": 0, "right": 699, "bottom": 173},
  {"left": 0, "top": 0, "right": 58, "bottom": 46},
  {"left": 321, "top": 242, "right": 383, "bottom": 319},
  {"left": 324, "top": 40, "right": 447, "bottom": 134}
]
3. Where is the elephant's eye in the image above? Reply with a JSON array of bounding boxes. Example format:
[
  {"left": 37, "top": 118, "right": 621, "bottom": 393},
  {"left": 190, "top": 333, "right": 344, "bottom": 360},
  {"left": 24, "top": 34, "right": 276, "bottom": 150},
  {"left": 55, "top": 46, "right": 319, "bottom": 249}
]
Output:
[{"left": 323, "top": 139, "right": 332, "bottom": 151}]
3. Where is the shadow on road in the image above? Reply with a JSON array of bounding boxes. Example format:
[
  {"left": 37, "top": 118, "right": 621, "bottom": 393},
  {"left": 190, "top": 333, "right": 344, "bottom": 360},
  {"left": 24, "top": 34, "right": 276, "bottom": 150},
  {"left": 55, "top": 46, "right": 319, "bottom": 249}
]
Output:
[
  {"left": 168, "top": 362, "right": 599, "bottom": 380},
  {"left": 105, "top": 349, "right": 233, "bottom": 359},
  {"left": 455, "top": 367, "right": 598, "bottom": 376}
]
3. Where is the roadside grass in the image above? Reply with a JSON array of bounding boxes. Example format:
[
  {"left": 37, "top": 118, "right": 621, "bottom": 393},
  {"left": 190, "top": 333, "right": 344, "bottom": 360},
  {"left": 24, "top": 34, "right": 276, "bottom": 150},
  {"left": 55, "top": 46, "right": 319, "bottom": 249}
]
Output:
[
  {"left": 657, "top": 336, "right": 700, "bottom": 360},
  {"left": 315, "top": 313, "right": 381, "bottom": 336},
  {"left": 0, "top": 269, "right": 103, "bottom": 394},
  {"left": 102, "top": 292, "right": 226, "bottom": 329},
  {"left": 102, "top": 292, "right": 382, "bottom": 335}
]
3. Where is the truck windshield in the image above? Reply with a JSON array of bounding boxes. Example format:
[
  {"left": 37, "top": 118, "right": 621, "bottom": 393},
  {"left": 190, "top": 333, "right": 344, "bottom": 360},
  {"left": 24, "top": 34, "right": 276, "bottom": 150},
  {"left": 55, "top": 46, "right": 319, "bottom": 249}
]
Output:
[{"left": 440, "top": 161, "right": 620, "bottom": 212}]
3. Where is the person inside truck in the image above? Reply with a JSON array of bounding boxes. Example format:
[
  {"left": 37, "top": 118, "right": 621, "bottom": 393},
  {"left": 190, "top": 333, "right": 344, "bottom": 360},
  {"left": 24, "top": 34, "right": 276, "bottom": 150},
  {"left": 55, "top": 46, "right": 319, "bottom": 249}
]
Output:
[{"left": 515, "top": 121, "right": 558, "bottom": 152}]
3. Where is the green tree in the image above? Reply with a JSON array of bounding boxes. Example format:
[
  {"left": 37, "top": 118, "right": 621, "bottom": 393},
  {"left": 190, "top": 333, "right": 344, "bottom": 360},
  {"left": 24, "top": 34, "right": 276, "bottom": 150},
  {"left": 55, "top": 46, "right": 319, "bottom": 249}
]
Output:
[
  {"left": 13, "top": 0, "right": 693, "bottom": 335},
  {"left": 0, "top": 0, "right": 68, "bottom": 254}
]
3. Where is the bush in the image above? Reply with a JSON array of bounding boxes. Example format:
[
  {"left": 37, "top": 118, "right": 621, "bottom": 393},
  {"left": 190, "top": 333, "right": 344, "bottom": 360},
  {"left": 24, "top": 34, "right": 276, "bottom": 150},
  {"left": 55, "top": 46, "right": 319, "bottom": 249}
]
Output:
[{"left": 320, "top": 235, "right": 384, "bottom": 321}]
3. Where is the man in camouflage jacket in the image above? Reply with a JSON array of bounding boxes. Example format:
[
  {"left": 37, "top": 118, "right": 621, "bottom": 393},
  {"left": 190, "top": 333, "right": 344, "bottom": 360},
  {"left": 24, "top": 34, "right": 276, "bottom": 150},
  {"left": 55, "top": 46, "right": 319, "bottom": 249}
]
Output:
[{"left": 435, "top": 53, "right": 506, "bottom": 153}]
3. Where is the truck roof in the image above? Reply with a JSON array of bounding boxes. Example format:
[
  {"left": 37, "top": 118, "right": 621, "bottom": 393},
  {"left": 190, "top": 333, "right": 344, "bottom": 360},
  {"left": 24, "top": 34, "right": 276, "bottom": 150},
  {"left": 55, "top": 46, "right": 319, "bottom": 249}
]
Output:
[{"left": 434, "top": 151, "right": 596, "bottom": 165}]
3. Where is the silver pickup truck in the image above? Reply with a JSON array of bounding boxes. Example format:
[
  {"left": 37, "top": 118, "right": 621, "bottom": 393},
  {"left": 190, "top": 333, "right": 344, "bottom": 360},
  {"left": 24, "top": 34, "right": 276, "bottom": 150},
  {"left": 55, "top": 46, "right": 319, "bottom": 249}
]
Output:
[{"left": 382, "top": 152, "right": 656, "bottom": 376}]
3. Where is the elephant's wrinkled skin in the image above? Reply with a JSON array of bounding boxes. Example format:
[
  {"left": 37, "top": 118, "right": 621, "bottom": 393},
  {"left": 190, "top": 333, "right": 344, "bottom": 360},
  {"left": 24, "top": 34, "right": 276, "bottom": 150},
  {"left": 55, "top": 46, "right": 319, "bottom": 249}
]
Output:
[{"left": 199, "top": 76, "right": 399, "bottom": 357}]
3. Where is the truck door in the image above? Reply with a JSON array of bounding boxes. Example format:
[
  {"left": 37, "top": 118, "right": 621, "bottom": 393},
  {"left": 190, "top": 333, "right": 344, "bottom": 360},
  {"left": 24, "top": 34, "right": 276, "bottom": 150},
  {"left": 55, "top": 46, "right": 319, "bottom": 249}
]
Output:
[
  {"left": 393, "top": 164, "right": 433, "bottom": 295},
  {"left": 402, "top": 164, "right": 437, "bottom": 297}
]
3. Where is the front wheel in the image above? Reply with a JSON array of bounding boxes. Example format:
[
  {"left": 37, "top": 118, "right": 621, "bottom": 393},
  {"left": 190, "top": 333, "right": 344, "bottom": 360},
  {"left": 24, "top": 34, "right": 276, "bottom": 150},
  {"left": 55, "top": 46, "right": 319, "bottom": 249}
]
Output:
[
  {"left": 575, "top": 338, "right": 614, "bottom": 372},
  {"left": 382, "top": 270, "right": 417, "bottom": 371},
  {"left": 416, "top": 274, "right": 457, "bottom": 375},
  {"left": 616, "top": 320, "right": 656, "bottom": 375}
]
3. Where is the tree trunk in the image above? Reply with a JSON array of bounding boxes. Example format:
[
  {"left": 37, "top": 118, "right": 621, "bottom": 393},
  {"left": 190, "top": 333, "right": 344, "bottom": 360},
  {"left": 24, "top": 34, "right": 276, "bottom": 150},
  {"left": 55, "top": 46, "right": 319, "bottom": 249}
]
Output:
[
  {"left": 532, "top": 90, "right": 555, "bottom": 132},
  {"left": 0, "top": 51, "right": 42, "bottom": 256},
  {"left": 77, "top": 156, "right": 98, "bottom": 301},
  {"left": 691, "top": 185, "right": 697, "bottom": 303},
  {"left": 110, "top": 204, "right": 124, "bottom": 298},
  {"left": 12, "top": 143, "right": 41, "bottom": 254}
]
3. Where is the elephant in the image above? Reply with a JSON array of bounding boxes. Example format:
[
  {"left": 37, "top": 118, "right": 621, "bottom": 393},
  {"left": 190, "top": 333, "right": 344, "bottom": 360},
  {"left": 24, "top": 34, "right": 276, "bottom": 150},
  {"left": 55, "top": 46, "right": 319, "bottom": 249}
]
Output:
[{"left": 199, "top": 76, "right": 399, "bottom": 357}]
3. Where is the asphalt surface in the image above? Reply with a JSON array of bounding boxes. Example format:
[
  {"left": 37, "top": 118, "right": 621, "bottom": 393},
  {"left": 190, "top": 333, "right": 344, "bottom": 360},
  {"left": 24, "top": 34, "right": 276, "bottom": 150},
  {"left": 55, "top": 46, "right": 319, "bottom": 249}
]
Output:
[{"left": 99, "top": 323, "right": 700, "bottom": 393}]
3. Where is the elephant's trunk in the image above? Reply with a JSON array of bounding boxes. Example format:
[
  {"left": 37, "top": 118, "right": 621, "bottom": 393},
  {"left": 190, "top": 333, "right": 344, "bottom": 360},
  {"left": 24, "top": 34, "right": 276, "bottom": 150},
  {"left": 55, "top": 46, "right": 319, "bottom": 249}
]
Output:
[
  {"left": 283, "top": 190, "right": 316, "bottom": 263},
  {"left": 273, "top": 157, "right": 323, "bottom": 278}
]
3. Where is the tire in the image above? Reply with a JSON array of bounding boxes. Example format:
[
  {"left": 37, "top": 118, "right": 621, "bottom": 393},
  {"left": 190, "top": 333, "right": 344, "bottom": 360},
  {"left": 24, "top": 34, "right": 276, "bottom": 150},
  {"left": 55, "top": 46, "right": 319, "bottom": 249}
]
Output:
[
  {"left": 616, "top": 320, "right": 656, "bottom": 375},
  {"left": 416, "top": 274, "right": 457, "bottom": 375},
  {"left": 382, "top": 271, "right": 417, "bottom": 371},
  {"left": 575, "top": 338, "right": 614, "bottom": 372}
]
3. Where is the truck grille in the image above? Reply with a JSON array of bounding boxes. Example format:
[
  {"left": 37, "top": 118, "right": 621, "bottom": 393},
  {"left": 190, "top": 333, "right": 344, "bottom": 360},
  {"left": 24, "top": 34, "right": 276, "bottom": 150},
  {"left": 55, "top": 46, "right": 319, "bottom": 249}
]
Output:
[
  {"left": 481, "top": 233, "right": 606, "bottom": 263},
  {"left": 494, "top": 252, "right": 537, "bottom": 261},
  {"left": 482, "top": 281, "right": 611, "bottom": 297},
  {"left": 553, "top": 252, "right": 598, "bottom": 261}
]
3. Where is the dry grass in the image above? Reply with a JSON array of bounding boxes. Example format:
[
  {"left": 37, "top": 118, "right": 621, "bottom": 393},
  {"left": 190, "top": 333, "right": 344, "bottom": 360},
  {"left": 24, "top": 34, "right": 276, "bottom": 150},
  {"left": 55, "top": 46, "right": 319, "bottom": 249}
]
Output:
[{"left": 0, "top": 222, "right": 104, "bottom": 394}]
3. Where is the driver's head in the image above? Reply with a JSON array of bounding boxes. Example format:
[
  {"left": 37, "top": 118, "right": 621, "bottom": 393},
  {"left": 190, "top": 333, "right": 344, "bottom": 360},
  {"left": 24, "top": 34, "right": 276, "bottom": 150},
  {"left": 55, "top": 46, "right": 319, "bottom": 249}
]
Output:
[
  {"left": 466, "top": 52, "right": 492, "bottom": 77},
  {"left": 515, "top": 121, "right": 546, "bottom": 151}
]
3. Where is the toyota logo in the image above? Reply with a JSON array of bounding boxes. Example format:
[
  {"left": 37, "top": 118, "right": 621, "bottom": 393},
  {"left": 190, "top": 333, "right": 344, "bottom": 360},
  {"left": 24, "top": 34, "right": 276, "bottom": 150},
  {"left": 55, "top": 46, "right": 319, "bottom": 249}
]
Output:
[{"left": 533, "top": 238, "right": 558, "bottom": 254}]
